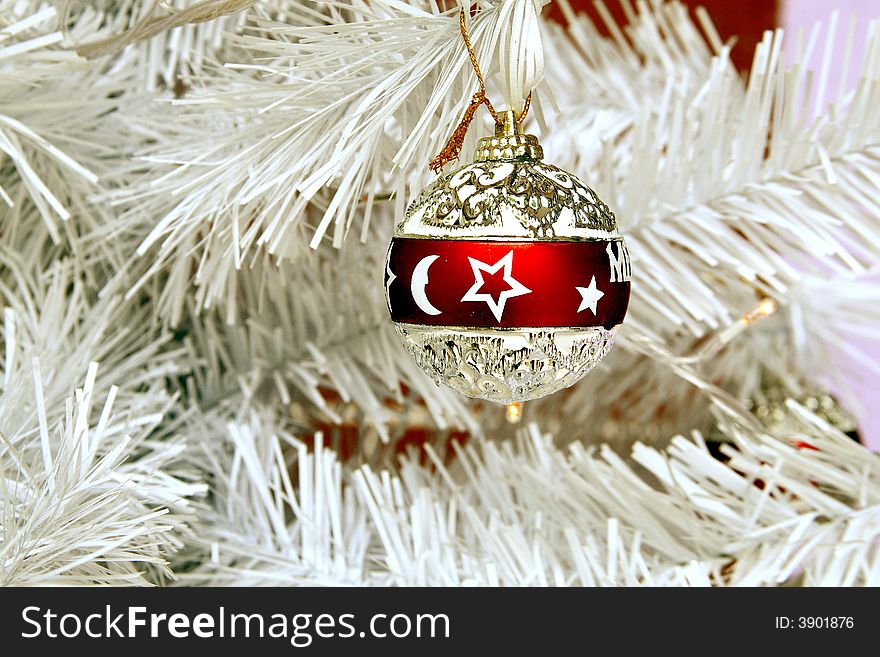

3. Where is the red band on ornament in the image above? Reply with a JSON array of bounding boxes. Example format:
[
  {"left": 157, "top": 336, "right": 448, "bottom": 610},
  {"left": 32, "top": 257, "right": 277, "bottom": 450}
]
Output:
[{"left": 386, "top": 238, "right": 631, "bottom": 329}]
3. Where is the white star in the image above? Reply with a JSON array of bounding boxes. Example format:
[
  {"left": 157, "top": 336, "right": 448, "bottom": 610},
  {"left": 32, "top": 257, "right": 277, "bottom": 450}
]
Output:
[
  {"left": 576, "top": 276, "right": 604, "bottom": 315},
  {"left": 384, "top": 258, "right": 397, "bottom": 302},
  {"left": 461, "top": 250, "right": 532, "bottom": 322}
]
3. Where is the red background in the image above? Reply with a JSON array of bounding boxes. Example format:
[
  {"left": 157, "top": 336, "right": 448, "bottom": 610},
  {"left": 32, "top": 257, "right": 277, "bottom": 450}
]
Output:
[{"left": 546, "top": 0, "right": 777, "bottom": 73}]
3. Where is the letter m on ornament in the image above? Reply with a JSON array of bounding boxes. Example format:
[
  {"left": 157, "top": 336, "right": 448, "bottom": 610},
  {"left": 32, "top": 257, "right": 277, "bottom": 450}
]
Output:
[{"left": 606, "top": 242, "right": 632, "bottom": 282}]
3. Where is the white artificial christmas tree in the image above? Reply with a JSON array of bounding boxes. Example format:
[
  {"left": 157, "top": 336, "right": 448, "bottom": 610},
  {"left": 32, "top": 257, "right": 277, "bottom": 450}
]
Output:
[{"left": 1, "top": 0, "right": 879, "bottom": 586}]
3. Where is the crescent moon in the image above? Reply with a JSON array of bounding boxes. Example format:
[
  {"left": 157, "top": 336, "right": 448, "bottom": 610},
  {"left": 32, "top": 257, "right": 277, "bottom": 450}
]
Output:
[{"left": 411, "top": 255, "right": 442, "bottom": 316}]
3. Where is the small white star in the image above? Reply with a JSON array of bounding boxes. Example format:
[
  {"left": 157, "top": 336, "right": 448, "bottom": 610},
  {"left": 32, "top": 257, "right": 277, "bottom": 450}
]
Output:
[
  {"left": 461, "top": 250, "right": 531, "bottom": 322},
  {"left": 576, "top": 276, "right": 604, "bottom": 315}
]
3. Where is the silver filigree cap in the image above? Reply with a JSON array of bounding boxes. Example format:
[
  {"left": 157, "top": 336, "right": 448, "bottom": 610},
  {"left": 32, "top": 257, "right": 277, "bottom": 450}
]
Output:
[{"left": 397, "top": 112, "right": 619, "bottom": 240}]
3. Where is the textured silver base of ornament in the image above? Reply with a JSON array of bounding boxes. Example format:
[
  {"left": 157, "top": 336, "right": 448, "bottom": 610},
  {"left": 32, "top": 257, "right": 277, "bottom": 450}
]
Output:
[{"left": 394, "top": 323, "right": 618, "bottom": 404}]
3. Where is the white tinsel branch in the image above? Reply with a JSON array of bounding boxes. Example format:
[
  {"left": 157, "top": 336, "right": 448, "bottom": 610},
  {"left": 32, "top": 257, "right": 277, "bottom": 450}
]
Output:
[
  {"left": 0, "top": 264, "right": 205, "bottom": 585},
  {"left": 178, "top": 407, "right": 880, "bottom": 586},
  {"left": 1, "top": 0, "right": 879, "bottom": 587}
]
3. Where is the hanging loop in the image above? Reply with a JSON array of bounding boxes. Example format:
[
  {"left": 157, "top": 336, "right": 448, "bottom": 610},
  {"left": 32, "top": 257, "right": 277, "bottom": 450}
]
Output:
[{"left": 429, "top": 7, "right": 532, "bottom": 174}]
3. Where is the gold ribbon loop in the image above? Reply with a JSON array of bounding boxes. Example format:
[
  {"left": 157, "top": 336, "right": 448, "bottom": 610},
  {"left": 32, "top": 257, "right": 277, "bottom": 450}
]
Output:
[{"left": 429, "top": 7, "right": 532, "bottom": 174}]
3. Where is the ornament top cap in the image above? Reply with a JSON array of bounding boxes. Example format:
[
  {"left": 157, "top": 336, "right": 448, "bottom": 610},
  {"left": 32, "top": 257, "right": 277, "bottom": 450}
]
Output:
[
  {"left": 474, "top": 110, "right": 543, "bottom": 162},
  {"left": 398, "top": 108, "right": 620, "bottom": 240}
]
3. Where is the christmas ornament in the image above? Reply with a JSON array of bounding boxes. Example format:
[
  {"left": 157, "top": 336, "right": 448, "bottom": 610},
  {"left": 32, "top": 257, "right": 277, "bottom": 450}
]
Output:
[
  {"left": 751, "top": 376, "right": 858, "bottom": 438},
  {"left": 383, "top": 10, "right": 630, "bottom": 404}
]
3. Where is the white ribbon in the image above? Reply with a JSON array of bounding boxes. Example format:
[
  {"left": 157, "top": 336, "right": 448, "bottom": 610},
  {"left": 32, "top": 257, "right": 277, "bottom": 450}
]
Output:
[{"left": 498, "top": 0, "right": 546, "bottom": 115}]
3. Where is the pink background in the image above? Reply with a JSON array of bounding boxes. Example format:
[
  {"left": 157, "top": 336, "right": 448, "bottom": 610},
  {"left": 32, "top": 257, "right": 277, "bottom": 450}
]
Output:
[{"left": 783, "top": 1, "right": 880, "bottom": 450}]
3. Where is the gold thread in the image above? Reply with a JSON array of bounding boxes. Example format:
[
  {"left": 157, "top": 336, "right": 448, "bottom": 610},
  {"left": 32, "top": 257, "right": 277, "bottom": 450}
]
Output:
[{"left": 429, "top": 7, "right": 533, "bottom": 174}]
